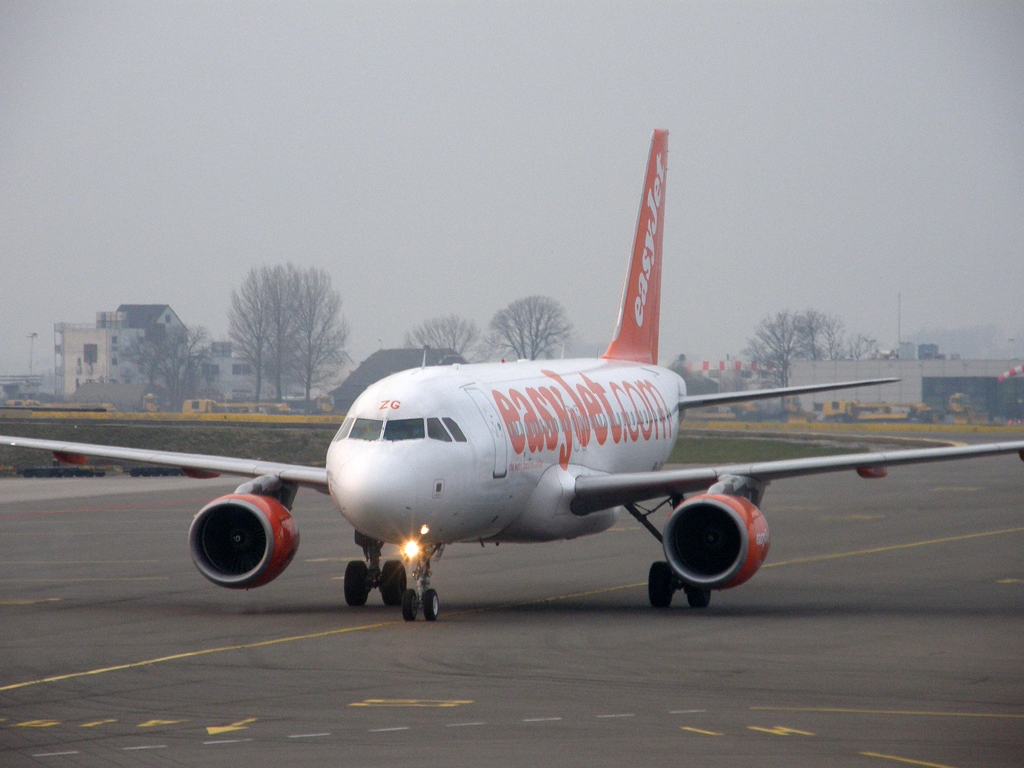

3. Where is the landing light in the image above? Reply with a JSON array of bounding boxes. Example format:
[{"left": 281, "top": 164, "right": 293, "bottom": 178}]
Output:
[
  {"left": 403, "top": 540, "right": 420, "bottom": 559},
  {"left": 420, "top": 525, "right": 430, "bottom": 535}
]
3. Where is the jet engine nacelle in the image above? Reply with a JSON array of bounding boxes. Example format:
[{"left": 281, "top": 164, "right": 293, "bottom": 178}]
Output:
[
  {"left": 188, "top": 494, "right": 300, "bottom": 589},
  {"left": 662, "top": 493, "right": 770, "bottom": 590}
]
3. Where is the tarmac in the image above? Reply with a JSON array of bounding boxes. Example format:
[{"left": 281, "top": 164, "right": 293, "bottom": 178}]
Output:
[{"left": 1, "top": 439, "right": 1022, "bottom": 767}]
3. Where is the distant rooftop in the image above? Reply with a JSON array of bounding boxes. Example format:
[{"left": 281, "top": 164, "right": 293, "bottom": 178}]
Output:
[
  {"left": 115, "top": 304, "right": 181, "bottom": 329},
  {"left": 331, "top": 347, "right": 466, "bottom": 411}
]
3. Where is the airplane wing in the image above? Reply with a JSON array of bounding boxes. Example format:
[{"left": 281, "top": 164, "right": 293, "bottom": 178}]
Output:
[
  {"left": 679, "top": 377, "right": 899, "bottom": 409},
  {"left": 0, "top": 435, "right": 330, "bottom": 489},
  {"left": 571, "top": 439, "right": 1024, "bottom": 514}
]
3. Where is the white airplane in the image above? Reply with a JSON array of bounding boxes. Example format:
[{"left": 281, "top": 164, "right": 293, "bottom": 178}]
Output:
[{"left": 4, "top": 130, "right": 1023, "bottom": 621}]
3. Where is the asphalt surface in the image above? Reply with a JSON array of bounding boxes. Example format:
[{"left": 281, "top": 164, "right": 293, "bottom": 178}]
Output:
[{"left": 1, "top": 446, "right": 1022, "bottom": 767}]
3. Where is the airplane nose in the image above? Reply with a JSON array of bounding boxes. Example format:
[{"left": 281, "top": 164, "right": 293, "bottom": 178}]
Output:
[{"left": 333, "top": 450, "right": 419, "bottom": 541}]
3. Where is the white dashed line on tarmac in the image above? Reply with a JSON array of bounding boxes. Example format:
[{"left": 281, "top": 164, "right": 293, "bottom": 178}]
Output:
[
  {"left": 596, "top": 713, "right": 634, "bottom": 719},
  {"left": 523, "top": 717, "right": 562, "bottom": 722},
  {"left": 446, "top": 721, "right": 486, "bottom": 727},
  {"left": 370, "top": 726, "right": 410, "bottom": 732},
  {"left": 288, "top": 732, "right": 331, "bottom": 738},
  {"left": 122, "top": 744, "right": 167, "bottom": 750},
  {"left": 204, "top": 738, "right": 253, "bottom": 745},
  {"left": 32, "top": 752, "right": 80, "bottom": 758}
]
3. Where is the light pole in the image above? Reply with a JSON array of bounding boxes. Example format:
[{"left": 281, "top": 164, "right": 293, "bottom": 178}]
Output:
[{"left": 28, "top": 332, "right": 38, "bottom": 377}]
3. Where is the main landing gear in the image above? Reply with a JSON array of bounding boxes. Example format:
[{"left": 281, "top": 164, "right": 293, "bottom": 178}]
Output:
[
  {"left": 626, "top": 501, "right": 712, "bottom": 610},
  {"left": 647, "top": 561, "right": 710, "bottom": 609},
  {"left": 344, "top": 531, "right": 408, "bottom": 607},
  {"left": 401, "top": 543, "right": 444, "bottom": 622}
]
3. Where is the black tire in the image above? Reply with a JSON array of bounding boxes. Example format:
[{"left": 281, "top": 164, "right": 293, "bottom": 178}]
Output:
[
  {"left": 422, "top": 588, "right": 439, "bottom": 622},
  {"left": 648, "top": 561, "right": 674, "bottom": 608},
  {"left": 401, "top": 588, "right": 418, "bottom": 622},
  {"left": 343, "top": 560, "right": 369, "bottom": 607},
  {"left": 380, "top": 560, "right": 407, "bottom": 606},
  {"left": 685, "top": 587, "right": 711, "bottom": 608}
]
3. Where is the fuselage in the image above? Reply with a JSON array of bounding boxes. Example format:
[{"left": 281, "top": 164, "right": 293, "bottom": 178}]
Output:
[{"left": 325, "top": 358, "right": 686, "bottom": 546}]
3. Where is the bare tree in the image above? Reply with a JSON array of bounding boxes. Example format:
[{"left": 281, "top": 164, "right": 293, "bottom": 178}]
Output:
[
  {"left": 294, "top": 267, "right": 349, "bottom": 401},
  {"left": 404, "top": 314, "right": 479, "bottom": 358},
  {"left": 744, "top": 310, "right": 801, "bottom": 387},
  {"left": 158, "top": 326, "right": 210, "bottom": 408},
  {"left": 797, "top": 309, "right": 847, "bottom": 361},
  {"left": 488, "top": 295, "right": 573, "bottom": 361},
  {"left": 796, "top": 309, "right": 827, "bottom": 361},
  {"left": 122, "top": 335, "right": 162, "bottom": 390},
  {"left": 821, "top": 313, "right": 847, "bottom": 361},
  {"left": 264, "top": 264, "right": 302, "bottom": 401},
  {"left": 228, "top": 268, "right": 272, "bottom": 401},
  {"left": 846, "top": 333, "right": 878, "bottom": 360},
  {"left": 122, "top": 325, "right": 209, "bottom": 408}
]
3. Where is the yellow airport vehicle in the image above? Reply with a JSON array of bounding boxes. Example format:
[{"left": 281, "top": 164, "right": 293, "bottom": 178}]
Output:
[
  {"left": 948, "top": 393, "right": 987, "bottom": 425},
  {"left": 822, "top": 400, "right": 934, "bottom": 424}
]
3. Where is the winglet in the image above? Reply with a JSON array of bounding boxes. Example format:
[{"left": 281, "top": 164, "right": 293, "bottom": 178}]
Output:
[{"left": 602, "top": 129, "right": 668, "bottom": 365}]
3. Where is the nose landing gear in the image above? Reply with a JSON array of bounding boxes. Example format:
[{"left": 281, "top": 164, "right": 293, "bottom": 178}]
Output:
[
  {"left": 401, "top": 544, "right": 444, "bottom": 622},
  {"left": 345, "top": 531, "right": 407, "bottom": 607}
]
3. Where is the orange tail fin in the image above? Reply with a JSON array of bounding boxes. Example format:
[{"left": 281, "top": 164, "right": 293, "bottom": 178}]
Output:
[{"left": 602, "top": 130, "right": 668, "bottom": 365}]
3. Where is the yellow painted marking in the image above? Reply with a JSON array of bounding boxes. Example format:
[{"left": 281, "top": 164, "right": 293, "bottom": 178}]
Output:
[
  {"left": 751, "top": 706, "right": 1024, "bottom": 719},
  {"left": 819, "top": 514, "right": 884, "bottom": 521},
  {"left": 80, "top": 719, "right": 117, "bottom": 727},
  {"left": 0, "top": 619, "right": 401, "bottom": 692},
  {"left": 207, "top": 717, "right": 257, "bottom": 735},
  {"left": 19, "top": 522, "right": 1022, "bottom": 700},
  {"left": 0, "top": 579, "right": 652, "bottom": 693},
  {"left": 14, "top": 720, "right": 60, "bottom": 727},
  {"left": 138, "top": 719, "right": 186, "bottom": 727},
  {"left": 765, "top": 527, "right": 1024, "bottom": 568},
  {"left": 0, "top": 598, "right": 61, "bottom": 606},
  {"left": 680, "top": 726, "right": 722, "bottom": 736},
  {"left": 861, "top": 751, "right": 961, "bottom": 768},
  {"left": 305, "top": 557, "right": 349, "bottom": 562},
  {"left": 350, "top": 699, "right": 473, "bottom": 708},
  {"left": 997, "top": 578, "right": 1021, "bottom": 584},
  {"left": 6, "top": 560, "right": 159, "bottom": 564},
  {"left": 748, "top": 725, "right": 814, "bottom": 736}
]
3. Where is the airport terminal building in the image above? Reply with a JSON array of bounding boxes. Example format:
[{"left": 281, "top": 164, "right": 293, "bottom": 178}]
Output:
[{"left": 789, "top": 358, "right": 1024, "bottom": 422}]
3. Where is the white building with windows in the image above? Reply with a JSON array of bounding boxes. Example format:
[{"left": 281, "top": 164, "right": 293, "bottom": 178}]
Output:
[
  {"left": 202, "top": 341, "right": 257, "bottom": 402},
  {"left": 56, "top": 305, "right": 184, "bottom": 397}
]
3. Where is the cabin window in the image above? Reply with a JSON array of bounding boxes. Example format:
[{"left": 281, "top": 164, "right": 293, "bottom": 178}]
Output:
[
  {"left": 384, "top": 418, "right": 425, "bottom": 441},
  {"left": 427, "top": 417, "right": 452, "bottom": 442},
  {"left": 442, "top": 417, "right": 467, "bottom": 442},
  {"left": 349, "top": 418, "right": 384, "bottom": 440},
  {"left": 334, "top": 417, "right": 354, "bottom": 442}
]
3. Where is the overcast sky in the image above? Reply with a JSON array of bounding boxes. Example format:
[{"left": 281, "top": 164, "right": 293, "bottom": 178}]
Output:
[{"left": 2, "top": 2, "right": 1022, "bottom": 381}]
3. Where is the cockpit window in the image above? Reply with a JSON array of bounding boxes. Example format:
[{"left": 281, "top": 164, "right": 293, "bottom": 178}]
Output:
[
  {"left": 442, "top": 417, "right": 467, "bottom": 442},
  {"left": 427, "top": 417, "right": 451, "bottom": 442},
  {"left": 333, "top": 417, "right": 354, "bottom": 442},
  {"left": 349, "top": 418, "right": 384, "bottom": 440},
  {"left": 383, "top": 418, "right": 425, "bottom": 441}
]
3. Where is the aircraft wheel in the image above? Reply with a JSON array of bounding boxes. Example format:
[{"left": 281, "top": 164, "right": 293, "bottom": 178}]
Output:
[
  {"left": 685, "top": 587, "right": 711, "bottom": 608},
  {"left": 344, "top": 560, "right": 369, "bottom": 606},
  {"left": 422, "top": 588, "right": 439, "bottom": 622},
  {"left": 401, "top": 588, "right": 419, "bottom": 621},
  {"left": 648, "top": 561, "right": 674, "bottom": 608},
  {"left": 380, "top": 559, "right": 407, "bottom": 606}
]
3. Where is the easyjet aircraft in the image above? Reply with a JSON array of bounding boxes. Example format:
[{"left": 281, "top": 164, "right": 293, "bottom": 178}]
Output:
[{"left": 4, "top": 130, "right": 1023, "bottom": 621}]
